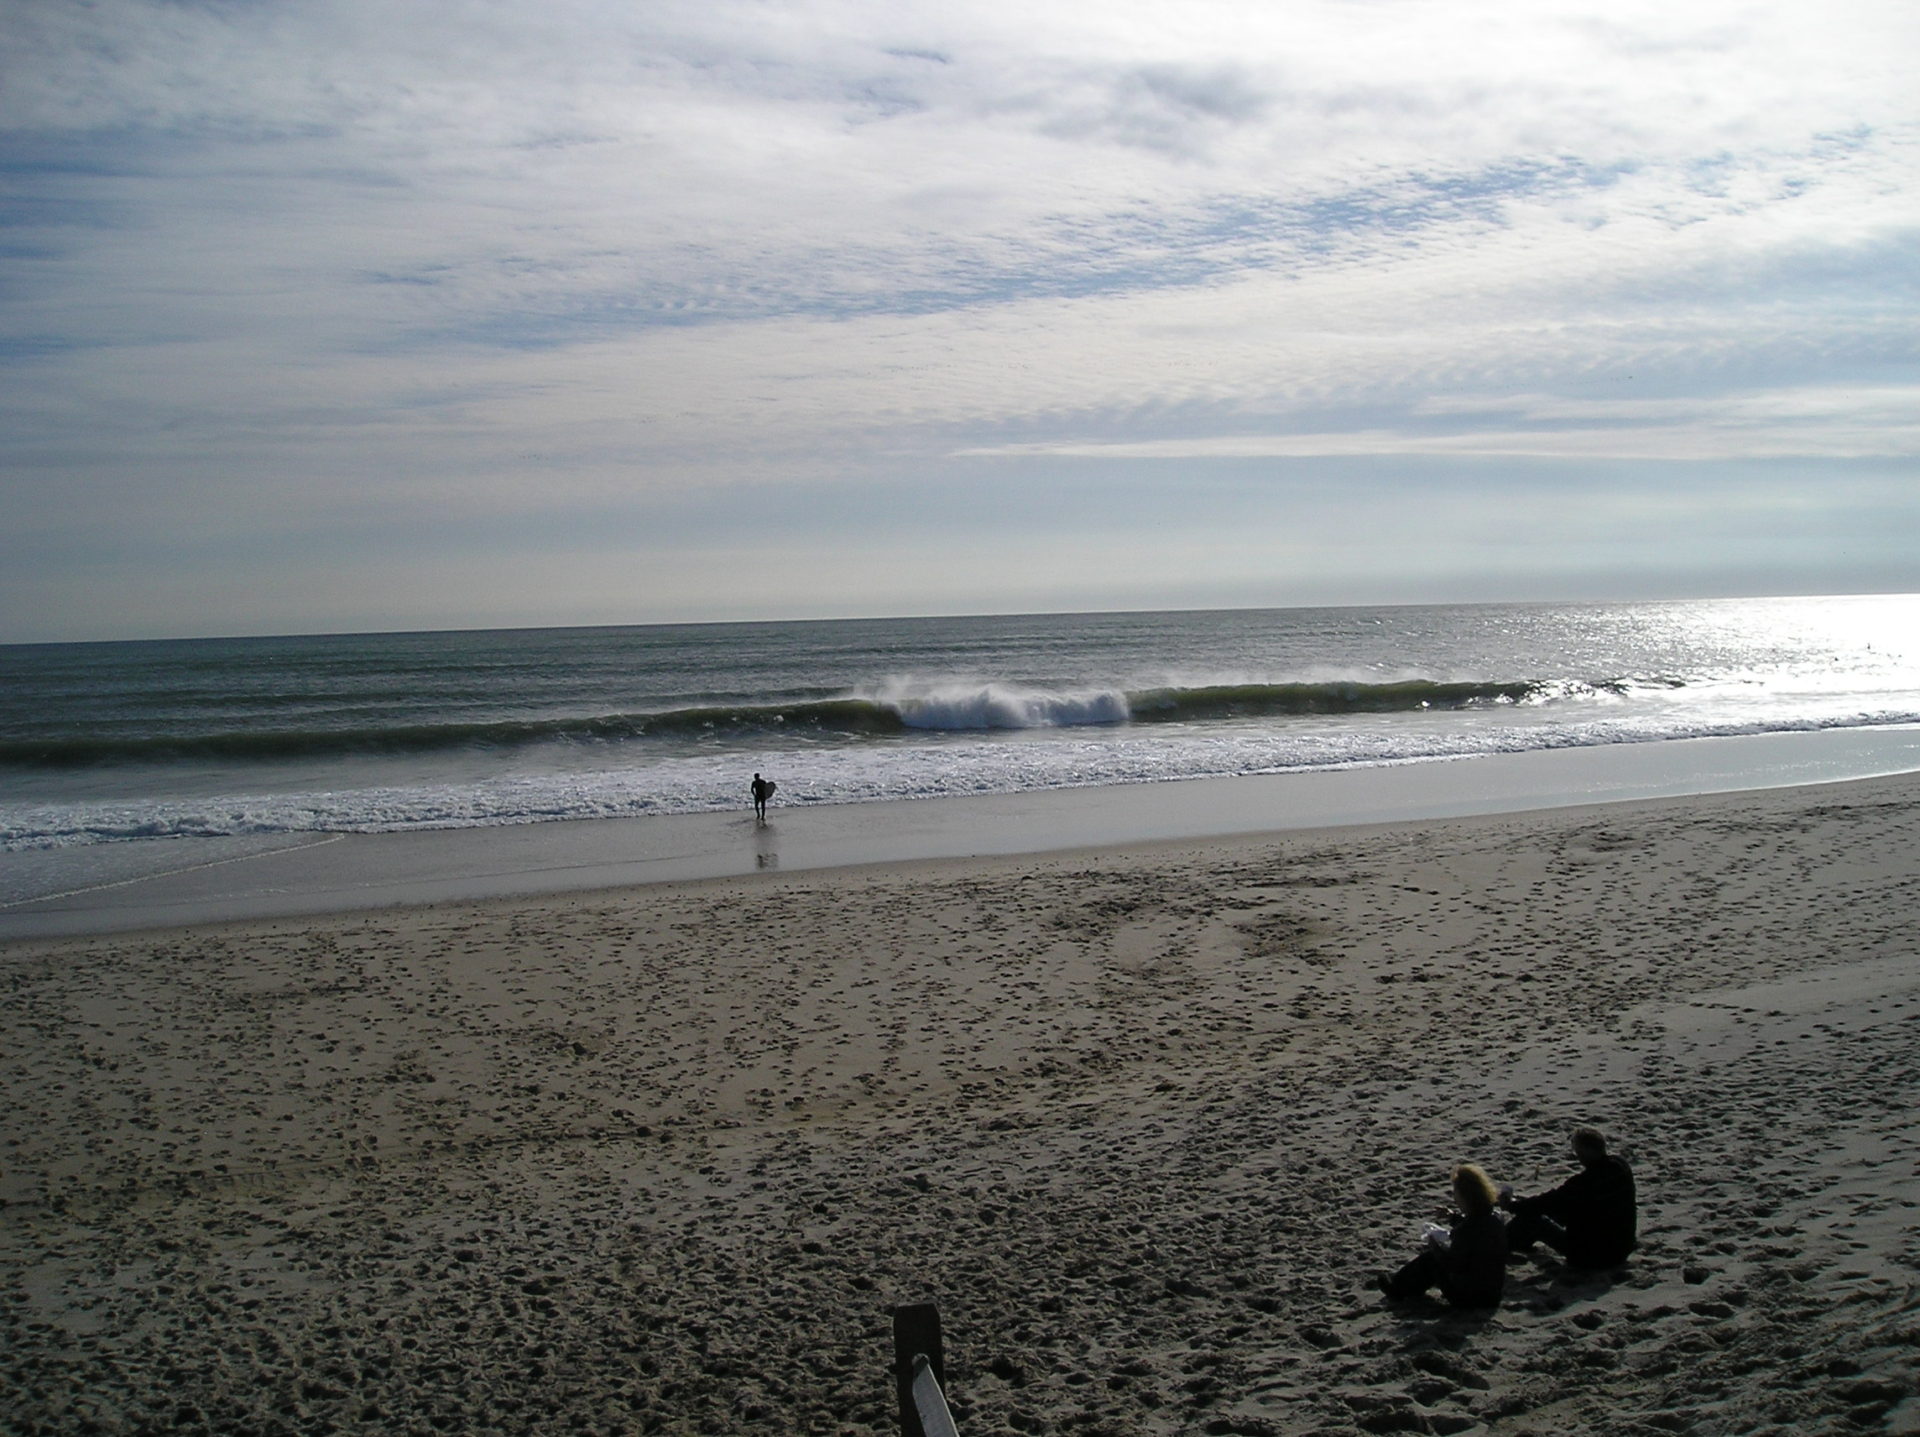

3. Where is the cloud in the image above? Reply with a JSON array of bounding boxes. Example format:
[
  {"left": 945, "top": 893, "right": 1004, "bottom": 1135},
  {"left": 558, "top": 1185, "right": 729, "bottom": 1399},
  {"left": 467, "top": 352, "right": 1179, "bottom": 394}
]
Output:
[
  {"left": 956, "top": 424, "right": 1920, "bottom": 464},
  {"left": 958, "top": 386, "right": 1920, "bottom": 462},
  {"left": 1, "top": 0, "right": 1916, "bottom": 638}
]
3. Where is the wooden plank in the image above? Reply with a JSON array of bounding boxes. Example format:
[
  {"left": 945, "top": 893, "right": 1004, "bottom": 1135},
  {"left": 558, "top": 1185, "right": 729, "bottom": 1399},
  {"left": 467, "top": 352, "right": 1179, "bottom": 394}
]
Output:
[{"left": 891, "top": 1303, "right": 957, "bottom": 1437}]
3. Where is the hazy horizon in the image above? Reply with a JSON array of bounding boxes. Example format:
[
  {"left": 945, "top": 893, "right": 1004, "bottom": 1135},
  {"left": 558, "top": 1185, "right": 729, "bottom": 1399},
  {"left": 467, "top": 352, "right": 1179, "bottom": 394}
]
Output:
[{"left": 7, "top": 584, "right": 1917, "bottom": 650}]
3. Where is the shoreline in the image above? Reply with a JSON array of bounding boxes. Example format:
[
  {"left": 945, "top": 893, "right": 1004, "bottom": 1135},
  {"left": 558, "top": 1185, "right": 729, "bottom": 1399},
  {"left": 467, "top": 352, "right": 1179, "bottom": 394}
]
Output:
[
  {"left": 3, "top": 767, "right": 1916, "bottom": 1432},
  {"left": 5, "top": 723, "right": 1920, "bottom": 941}
]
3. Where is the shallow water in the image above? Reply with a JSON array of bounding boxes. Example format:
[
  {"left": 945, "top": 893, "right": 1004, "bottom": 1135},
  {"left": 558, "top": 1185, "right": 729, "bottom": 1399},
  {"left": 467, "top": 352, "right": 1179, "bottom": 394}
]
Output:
[{"left": 5, "top": 725, "right": 1917, "bottom": 940}]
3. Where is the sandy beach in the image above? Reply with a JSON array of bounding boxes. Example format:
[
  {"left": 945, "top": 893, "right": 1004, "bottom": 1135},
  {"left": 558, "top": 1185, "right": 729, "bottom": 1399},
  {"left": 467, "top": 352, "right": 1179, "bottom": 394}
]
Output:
[{"left": 3, "top": 774, "right": 1917, "bottom": 1435}]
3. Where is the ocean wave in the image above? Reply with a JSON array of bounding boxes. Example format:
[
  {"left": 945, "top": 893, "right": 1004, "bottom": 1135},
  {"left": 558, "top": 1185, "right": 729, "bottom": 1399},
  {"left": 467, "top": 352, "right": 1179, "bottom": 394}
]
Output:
[
  {"left": 0, "top": 699, "right": 904, "bottom": 767},
  {"left": 1124, "top": 678, "right": 1622, "bottom": 720},
  {"left": 879, "top": 681, "right": 1131, "bottom": 730},
  {"left": 0, "top": 675, "right": 1671, "bottom": 767},
  {"left": 6, "top": 708, "right": 1915, "bottom": 852}
]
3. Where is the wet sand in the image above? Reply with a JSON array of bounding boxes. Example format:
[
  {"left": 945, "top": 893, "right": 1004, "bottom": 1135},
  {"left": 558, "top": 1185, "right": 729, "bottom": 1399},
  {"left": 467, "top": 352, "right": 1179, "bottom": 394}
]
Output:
[
  {"left": 2, "top": 774, "right": 1918, "bottom": 1434},
  {"left": 7, "top": 724, "right": 1920, "bottom": 942}
]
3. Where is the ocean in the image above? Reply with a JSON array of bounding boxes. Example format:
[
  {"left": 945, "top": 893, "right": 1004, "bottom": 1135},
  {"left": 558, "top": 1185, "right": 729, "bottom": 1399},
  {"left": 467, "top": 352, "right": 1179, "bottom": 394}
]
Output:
[{"left": 4, "top": 594, "right": 1918, "bottom": 857}]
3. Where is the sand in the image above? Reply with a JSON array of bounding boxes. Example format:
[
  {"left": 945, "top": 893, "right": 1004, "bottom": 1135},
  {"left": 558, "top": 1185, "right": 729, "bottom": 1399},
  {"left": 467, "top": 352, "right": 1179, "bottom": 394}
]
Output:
[{"left": 2, "top": 775, "right": 1917, "bottom": 1435}]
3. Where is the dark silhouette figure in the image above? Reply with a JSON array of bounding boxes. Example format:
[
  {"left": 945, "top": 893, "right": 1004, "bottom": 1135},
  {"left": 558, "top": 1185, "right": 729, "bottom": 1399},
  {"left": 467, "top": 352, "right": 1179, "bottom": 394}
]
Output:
[
  {"left": 1378, "top": 1163, "right": 1508, "bottom": 1309},
  {"left": 750, "top": 773, "right": 776, "bottom": 823},
  {"left": 1502, "top": 1127, "right": 1637, "bottom": 1269}
]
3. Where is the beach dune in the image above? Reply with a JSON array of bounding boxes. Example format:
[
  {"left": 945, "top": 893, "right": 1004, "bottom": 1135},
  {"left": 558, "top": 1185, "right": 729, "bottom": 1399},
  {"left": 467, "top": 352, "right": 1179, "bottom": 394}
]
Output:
[{"left": 3, "top": 776, "right": 1918, "bottom": 1434}]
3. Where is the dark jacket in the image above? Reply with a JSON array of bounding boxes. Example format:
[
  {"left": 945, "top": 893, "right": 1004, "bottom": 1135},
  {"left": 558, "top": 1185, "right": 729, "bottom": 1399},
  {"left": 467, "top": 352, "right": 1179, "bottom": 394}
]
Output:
[
  {"left": 1524, "top": 1155, "right": 1637, "bottom": 1266},
  {"left": 1439, "top": 1209, "right": 1508, "bottom": 1308}
]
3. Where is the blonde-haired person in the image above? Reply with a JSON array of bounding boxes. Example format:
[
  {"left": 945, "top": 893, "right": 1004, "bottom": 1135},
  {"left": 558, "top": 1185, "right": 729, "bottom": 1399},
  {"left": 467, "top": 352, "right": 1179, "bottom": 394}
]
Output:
[{"left": 1376, "top": 1163, "right": 1508, "bottom": 1309}]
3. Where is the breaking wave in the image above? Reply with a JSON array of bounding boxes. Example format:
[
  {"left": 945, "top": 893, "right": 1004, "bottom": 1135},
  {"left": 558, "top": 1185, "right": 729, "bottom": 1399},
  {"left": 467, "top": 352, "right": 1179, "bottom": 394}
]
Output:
[{"left": 0, "top": 676, "right": 1663, "bottom": 768}]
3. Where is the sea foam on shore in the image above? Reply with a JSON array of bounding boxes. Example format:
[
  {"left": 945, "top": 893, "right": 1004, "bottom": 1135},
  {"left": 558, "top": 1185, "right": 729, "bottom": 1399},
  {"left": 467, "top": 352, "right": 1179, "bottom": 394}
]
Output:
[{"left": 4, "top": 722, "right": 1919, "bottom": 941}]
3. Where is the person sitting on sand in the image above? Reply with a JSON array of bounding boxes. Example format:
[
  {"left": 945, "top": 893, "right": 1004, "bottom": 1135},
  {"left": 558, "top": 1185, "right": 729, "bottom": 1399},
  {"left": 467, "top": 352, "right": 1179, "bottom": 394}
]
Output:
[
  {"left": 750, "top": 772, "right": 776, "bottom": 823},
  {"left": 1501, "top": 1126, "right": 1637, "bottom": 1269},
  {"left": 1376, "top": 1162, "right": 1507, "bottom": 1308}
]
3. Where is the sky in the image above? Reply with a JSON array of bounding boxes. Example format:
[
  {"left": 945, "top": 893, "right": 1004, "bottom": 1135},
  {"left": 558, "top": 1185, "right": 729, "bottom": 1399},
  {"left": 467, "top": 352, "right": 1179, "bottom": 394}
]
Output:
[{"left": 1, "top": 0, "right": 1916, "bottom": 642}]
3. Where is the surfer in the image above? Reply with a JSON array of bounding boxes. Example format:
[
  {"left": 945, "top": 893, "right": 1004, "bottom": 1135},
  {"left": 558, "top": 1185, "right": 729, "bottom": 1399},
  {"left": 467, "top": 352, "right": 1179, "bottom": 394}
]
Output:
[{"left": 750, "top": 772, "right": 776, "bottom": 823}]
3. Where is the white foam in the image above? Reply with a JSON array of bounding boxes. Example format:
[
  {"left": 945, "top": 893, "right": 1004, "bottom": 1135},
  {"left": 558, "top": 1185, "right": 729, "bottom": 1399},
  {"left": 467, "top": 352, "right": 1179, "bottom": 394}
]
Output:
[
  {"left": 6, "top": 707, "right": 1919, "bottom": 851},
  {"left": 872, "top": 678, "right": 1131, "bottom": 730}
]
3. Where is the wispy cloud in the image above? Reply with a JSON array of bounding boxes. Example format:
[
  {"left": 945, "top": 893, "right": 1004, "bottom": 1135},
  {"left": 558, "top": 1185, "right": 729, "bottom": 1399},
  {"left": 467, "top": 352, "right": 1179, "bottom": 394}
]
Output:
[
  {"left": 961, "top": 387, "right": 1920, "bottom": 462},
  {"left": 1, "top": 0, "right": 1916, "bottom": 638}
]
